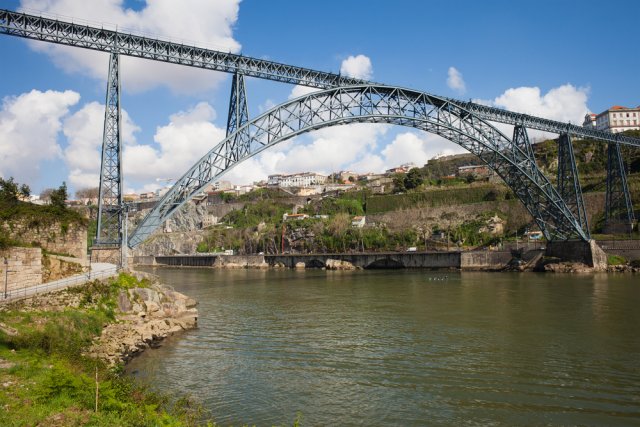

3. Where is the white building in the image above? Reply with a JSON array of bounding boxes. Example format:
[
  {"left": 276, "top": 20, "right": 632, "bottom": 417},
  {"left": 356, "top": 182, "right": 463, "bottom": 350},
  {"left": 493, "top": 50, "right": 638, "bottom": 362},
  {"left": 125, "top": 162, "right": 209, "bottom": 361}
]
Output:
[
  {"left": 267, "top": 172, "right": 327, "bottom": 188},
  {"left": 585, "top": 105, "right": 640, "bottom": 134}
]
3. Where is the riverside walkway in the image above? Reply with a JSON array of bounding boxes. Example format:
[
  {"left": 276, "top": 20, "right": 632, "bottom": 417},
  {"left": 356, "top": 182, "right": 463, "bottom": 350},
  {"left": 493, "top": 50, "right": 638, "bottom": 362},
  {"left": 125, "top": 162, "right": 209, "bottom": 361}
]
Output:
[{"left": 2, "top": 262, "right": 119, "bottom": 303}]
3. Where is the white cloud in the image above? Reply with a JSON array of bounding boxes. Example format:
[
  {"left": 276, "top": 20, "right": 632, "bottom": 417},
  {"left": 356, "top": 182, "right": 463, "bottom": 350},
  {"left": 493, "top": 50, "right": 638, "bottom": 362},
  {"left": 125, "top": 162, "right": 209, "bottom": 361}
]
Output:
[
  {"left": 123, "top": 102, "right": 225, "bottom": 191},
  {"left": 447, "top": 66, "right": 466, "bottom": 94},
  {"left": 288, "top": 85, "right": 320, "bottom": 100},
  {"left": 340, "top": 54, "right": 373, "bottom": 80},
  {"left": 0, "top": 89, "right": 80, "bottom": 184},
  {"left": 476, "top": 84, "right": 590, "bottom": 141},
  {"left": 62, "top": 101, "right": 139, "bottom": 190},
  {"left": 222, "top": 124, "right": 389, "bottom": 184},
  {"left": 492, "top": 84, "right": 589, "bottom": 124},
  {"left": 19, "top": 0, "right": 242, "bottom": 94}
]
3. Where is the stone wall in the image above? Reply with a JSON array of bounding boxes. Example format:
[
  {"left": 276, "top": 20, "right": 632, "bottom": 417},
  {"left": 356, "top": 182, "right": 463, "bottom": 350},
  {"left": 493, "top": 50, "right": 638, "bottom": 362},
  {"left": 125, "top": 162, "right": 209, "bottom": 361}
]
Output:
[
  {"left": 42, "top": 254, "right": 87, "bottom": 283},
  {"left": 0, "top": 247, "right": 42, "bottom": 295},
  {"left": 1, "top": 220, "right": 87, "bottom": 260},
  {"left": 90, "top": 246, "right": 121, "bottom": 264}
]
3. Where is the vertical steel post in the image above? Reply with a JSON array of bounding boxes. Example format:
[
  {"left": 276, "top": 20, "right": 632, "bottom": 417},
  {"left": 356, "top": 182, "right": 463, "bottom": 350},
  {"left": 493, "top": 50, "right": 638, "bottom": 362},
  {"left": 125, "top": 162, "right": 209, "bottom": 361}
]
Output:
[
  {"left": 512, "top": 124, "right": 535, "bottom": 162},
  {"left": 605, "top": 141, "right": 635, "bottom": 234},
  {"left": 556, "top": 133, "right": 590, "bottom": 238},
  {"left": 225, "top": 72, "right": 250, "bottom": 162},
  {"left": 96, "top": 52, "right": 123, "bottom": 249}
]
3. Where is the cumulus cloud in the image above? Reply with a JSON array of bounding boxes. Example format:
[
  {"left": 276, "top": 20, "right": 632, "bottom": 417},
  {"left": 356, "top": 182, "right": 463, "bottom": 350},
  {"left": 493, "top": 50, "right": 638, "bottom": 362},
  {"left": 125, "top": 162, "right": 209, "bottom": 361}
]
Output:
[
  {"left": 0, "top": 89, "right": 80, "bottom": 183},
  {"left": 475, "top": 83, "right": 590, "bottom": 141},
  {"left": 62, "top": 102, "right": 139, "bottom": 190},
  {"left": 19, "top": 0, "right": 242, "bottom": 94},
  {"left": 123, "top": 102, "right": 225, "bottom": 191},
  {"left": 340, "top": 55, "right": 373, "bottom": 80},
  {"left": 492, "top": 84, "right": 589, "bottom": 124},
  {"left": 447, "top": 66, "right": 466, "bottom": 94},
  {"left": 288, "top": 84, "right": 319, "bottom": 100}
]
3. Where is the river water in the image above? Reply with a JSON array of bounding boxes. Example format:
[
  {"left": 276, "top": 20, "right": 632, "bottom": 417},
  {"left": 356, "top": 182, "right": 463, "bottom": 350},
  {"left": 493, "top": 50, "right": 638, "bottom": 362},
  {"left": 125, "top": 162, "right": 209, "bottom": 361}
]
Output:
[{"left": 127, "top": 268, "right": 640, "bottom": 426}]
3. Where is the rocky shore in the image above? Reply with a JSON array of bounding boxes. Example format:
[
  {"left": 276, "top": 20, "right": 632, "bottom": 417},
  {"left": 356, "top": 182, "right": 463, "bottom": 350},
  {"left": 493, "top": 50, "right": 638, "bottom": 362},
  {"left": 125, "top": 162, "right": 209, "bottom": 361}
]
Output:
[
  {"left": 87, "top": 273, "right": 198, "bottom": 365},
  {"left": 10, "top": 271, "right": 198, "bottom": 366}
]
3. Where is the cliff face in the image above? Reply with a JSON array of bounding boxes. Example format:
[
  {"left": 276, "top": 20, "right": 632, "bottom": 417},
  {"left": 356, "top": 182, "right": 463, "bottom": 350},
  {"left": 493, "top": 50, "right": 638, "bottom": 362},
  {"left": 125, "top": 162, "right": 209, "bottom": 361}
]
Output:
[{"left": 131, "top": 202, "right": 208, "bottom": 256}]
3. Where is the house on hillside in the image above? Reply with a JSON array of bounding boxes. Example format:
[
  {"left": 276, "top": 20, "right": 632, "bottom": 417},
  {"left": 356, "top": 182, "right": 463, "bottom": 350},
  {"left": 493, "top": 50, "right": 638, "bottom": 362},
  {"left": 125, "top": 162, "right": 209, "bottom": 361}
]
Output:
[{"left": 352, "top": 216, "right": 366, "bottom": 228}]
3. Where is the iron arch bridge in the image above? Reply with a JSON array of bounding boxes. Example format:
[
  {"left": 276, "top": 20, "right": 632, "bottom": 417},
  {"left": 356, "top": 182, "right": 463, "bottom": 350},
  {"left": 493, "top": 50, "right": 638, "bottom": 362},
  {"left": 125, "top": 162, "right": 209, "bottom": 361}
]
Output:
[{"left": 129, "top": 84, "right": 589, "bottom": 248}]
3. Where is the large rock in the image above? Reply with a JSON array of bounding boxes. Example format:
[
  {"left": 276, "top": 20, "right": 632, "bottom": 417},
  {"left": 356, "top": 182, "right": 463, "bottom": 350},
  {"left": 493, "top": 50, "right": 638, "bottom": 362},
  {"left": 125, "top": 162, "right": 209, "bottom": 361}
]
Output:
[
  {"left": 89, "top": 282, "right": 198, "bottom": 365},
  {"left": 325, "top": 259, "right": 356, "bottom": 270}
]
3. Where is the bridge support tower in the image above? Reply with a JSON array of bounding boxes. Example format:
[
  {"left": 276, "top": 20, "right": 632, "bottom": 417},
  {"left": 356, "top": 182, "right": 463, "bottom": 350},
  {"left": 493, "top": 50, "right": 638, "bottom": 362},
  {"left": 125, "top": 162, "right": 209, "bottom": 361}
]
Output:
[
  {"left": 556, "top": 133, "right": 590, "bottom": 238},
  {"left": 604, "top": 141, "right": 636, "bottom": 234},
  {"left": 94, "top": 52, "right": 125, "bottom": 266}
]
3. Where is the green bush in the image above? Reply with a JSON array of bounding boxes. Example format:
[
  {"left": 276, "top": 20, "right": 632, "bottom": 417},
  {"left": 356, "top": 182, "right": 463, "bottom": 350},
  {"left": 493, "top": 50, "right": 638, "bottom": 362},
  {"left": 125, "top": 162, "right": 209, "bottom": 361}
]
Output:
[{"left": 607, "top": 255, "right": 627, "bottom": 266}]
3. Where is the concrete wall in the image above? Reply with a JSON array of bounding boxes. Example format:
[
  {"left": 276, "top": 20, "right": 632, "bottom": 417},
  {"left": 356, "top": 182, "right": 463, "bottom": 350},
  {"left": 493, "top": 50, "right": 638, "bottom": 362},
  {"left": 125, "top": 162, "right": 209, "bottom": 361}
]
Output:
[
  {"left": 0, "top": 247, "right": 42, "bottom": 294},
  {"left": 266, "top": 252, "right": 463, "bottom": 269},
  {"left": 141, "top": 251, "right": 514, "bottom": 270},
  {"left": 461, "top": 251, "right": 513, "bottom": 270},
  {"left": 1, "top": 221, "right": 87, "bottom": 260},
  {"left": 597, "top": 240, "right": 640, "bottom": 261},
  {"left": 545, "top": 240, "right": 607, "bottom": 270}
]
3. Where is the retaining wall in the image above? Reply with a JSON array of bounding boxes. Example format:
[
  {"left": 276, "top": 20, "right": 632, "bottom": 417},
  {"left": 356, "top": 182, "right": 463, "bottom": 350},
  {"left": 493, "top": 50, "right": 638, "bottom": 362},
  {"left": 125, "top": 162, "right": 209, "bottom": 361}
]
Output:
[{"left": 0, "top": 247, "right": 42, "bottom": 295}]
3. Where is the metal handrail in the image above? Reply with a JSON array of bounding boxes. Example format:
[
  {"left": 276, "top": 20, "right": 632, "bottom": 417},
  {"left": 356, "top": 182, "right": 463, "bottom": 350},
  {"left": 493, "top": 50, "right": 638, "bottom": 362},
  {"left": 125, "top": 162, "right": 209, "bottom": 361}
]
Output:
[{"left": 2, "top": 266, "right": 120, "bottom": 302}]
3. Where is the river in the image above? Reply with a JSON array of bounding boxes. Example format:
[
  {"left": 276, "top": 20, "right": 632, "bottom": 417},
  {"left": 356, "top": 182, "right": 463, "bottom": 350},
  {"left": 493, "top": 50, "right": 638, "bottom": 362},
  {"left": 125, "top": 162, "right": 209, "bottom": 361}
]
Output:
[{"left": 127, "top": 268, "right": 640, "bottom": 426}]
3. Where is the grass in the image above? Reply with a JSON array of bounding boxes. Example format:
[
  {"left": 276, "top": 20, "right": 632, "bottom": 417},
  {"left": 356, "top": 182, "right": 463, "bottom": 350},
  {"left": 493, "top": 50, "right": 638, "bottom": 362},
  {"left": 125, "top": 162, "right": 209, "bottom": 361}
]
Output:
[
  {"left": 0, "top": 274, "right": 305, "bottom": 426},
  {"left": 0, "top": 273, "right": 204, "bottom": 426},
  {"left": 607, "top": 255, "right": 627, "bottom": 266}
]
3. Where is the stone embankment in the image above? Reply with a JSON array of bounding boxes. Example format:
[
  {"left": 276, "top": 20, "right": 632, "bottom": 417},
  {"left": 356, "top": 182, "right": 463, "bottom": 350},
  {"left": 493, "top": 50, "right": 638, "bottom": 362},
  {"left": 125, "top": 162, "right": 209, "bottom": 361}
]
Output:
[{"left": 88, "top": 273, "right": 198, "bottom": 365}]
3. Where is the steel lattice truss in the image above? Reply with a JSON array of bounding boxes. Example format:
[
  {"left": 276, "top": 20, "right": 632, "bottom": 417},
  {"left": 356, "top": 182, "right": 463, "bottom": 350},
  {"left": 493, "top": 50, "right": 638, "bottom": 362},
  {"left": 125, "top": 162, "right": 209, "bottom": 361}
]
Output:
[
  {"left": 557, "top": 133, "right": 589, "bottom": 236},
  {"left": 0, "top": 9, "right": 366, "bottom": 89},
  {"left": 128, "top": 85, "right": 590, "bottom": 247},
  {"left": 225, "top": 73, "right": 250, "bottom": 159},
  {"left": 606, "top": 142, "right": 635, "bottom": 224},
  {"left": 95, "top": 52, "right": 122, "bottom": 245},
  {"left": 2, "top": 8, "right": 640, "bottom": 147}
]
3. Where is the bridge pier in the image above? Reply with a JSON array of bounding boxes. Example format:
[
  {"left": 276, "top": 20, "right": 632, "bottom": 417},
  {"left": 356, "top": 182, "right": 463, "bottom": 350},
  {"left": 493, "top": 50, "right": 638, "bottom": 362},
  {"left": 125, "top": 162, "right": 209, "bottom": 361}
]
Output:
[{"left": 545, "top": 240, "right": 607, "bottom": 271}]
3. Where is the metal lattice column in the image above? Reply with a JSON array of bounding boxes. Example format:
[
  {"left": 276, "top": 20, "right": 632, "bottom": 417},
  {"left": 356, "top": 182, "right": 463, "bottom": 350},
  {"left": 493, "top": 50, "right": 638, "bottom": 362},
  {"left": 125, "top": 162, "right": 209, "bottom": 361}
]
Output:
[
  {"left": 556, "top": 133, "right": 589, "bottom": 238},
  {"left": 225, "top": 72, "right": 250, "bottom": 160},
  {"left": 96, "top": 52, "right": 123, "bottom": 246},
  {"left": 512, "top": 125, "right": 536, "bottom": 162},
  {"left": 605, "top": 141, "right": 635, "bottom": 233}
]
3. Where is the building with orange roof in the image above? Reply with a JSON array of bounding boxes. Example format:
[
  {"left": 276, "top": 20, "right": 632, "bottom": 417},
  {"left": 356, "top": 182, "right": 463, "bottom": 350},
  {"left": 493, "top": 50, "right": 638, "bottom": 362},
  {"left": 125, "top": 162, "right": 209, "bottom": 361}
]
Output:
[{"left": 584, "top": 105, "right": 640, "bottom": 133}]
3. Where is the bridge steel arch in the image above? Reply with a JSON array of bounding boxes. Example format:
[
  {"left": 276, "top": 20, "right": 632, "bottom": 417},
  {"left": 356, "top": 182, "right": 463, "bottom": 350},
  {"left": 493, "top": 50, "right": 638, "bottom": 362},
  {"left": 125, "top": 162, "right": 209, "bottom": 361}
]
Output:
[{"left": 128, "top": 85, "right": 590, "bottom": 248}]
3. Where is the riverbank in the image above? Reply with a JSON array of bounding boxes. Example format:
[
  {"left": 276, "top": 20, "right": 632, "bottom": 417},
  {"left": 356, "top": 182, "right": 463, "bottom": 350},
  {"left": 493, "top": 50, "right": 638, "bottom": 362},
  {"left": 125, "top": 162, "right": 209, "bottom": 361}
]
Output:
[
  {"left": 137, "top": 249, "right": 639, "bottom": 273},
  {"left": 0, "top": 272, "right": 203, "bottom": 425}
]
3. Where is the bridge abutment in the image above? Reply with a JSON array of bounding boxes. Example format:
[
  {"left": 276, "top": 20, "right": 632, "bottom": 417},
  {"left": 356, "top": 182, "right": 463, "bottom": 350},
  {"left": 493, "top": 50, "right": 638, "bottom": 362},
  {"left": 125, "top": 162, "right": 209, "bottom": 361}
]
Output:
[{"left": 545, "top": 240, "right": 607, "bottom": 271}]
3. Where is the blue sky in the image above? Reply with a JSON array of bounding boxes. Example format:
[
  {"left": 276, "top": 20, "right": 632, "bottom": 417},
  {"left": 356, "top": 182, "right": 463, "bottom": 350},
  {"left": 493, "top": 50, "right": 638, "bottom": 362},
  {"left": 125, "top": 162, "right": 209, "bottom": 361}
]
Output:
[{"left": 1, "top": 0, "right": 639, "bottom": 196}]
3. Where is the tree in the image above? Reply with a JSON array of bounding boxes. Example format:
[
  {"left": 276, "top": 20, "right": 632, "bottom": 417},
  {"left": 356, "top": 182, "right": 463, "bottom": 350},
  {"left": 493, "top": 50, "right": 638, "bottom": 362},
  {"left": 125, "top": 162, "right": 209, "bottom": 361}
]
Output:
[
  {"left": 76, "top": 187, "right": 99, "bottom": 201},
  {"left": 392, "top": 173, "right": 406, "bottom": 193},
  {"left": 49, "top": 182, "right": 68, "bottom": 209},
  {"left": 40, "top": 188, "right": 55, "bottom": 204},
  {"left": 0, "top": 177, "right": 30, "bottom": 203},
  {"left": 404, "top": 168, "right": 424, "bottom": 190}
]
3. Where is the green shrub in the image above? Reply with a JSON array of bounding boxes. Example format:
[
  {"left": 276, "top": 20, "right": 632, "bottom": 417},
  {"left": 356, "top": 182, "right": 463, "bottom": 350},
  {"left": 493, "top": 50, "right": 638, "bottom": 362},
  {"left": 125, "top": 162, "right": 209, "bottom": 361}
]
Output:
[{"left": 607, "top": 255, "right": 627, "bottom": 266}]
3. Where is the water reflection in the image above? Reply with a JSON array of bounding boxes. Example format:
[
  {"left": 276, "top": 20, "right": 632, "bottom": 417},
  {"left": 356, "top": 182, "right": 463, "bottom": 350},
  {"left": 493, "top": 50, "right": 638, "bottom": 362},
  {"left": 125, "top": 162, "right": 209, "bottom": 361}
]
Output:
[{"left": 127, "top": 269, "right": 640, "bottom": 426}]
